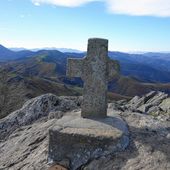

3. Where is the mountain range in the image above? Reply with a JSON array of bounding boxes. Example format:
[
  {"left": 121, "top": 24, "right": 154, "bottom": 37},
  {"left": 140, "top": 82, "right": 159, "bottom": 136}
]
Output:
[
  {"left": 10, "top": 47, "right": 83, "bottom": 53},
  {"left": 1, "top": 44, "right": 170, "bottom": 118},
  {"left": 1, "top": 44, "right": 170, "bottom": 82}
]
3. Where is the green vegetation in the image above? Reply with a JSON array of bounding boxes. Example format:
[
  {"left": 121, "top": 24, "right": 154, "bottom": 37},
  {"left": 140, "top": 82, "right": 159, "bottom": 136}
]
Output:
[{"left": 0, "top": 69, "right": 24, "bottom": 119}]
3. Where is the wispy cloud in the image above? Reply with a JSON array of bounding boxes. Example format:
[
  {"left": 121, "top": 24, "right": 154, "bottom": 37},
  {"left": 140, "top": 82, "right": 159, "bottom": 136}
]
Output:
[
  {"left": 107, "top": 0, "right": 170, "bottom": 17},
  {"left": 31, "top": 0, "right": 170, "bottom": 17},
  {"left": 34, "top": 2, "right": 40, "bottom": 6},
  {"left": 31, "top": 0, "right": 99, "bottom": 7}
]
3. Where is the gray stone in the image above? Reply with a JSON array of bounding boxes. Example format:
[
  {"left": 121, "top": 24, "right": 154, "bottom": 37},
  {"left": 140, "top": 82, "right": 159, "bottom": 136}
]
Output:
[
  {"left": 167, "top": 133, "right": 170, "bottom": 139},
  {"left": 160, "top": 98, "right": 170, "bottom": 113},
  {"left": 0, "top": 95, "right": 170, "bottom": 170},
  {"left": 67, "top": 38, "right": 119, "bottom": 118},
  {"left": 83, "top": 110, "right": 170, "bottom": 170},
  {"left": 146, "top": 91, "right": 168, "bottom": 106},
  {"left": 144, "top": 91, "right": 158, "bottom": 103},
  {"left": 48, "top": 111, "right": 64, "bottom": 120},
  {"left": 127, "top": 91, "right": 157, "bottom": 111},
  {"left": 48, "top": 110, "right": 129, "bottom": 170},
  {"left": 0, "top": 94, "right": 82, "bottom": 140},
  {"left": 126, "top": 91, "right": 168, "bottom": 114},
  {"left": 147, "top": 106, "right": 162, "bottom": 114},
  {"left": 137, "top": 104, "right": 151, "bottom": 113}
]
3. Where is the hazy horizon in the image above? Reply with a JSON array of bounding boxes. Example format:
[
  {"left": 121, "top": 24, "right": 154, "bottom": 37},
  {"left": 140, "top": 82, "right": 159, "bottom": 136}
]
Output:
[{"left": 7, "top": 45, "right": 170, "bottom": 54}]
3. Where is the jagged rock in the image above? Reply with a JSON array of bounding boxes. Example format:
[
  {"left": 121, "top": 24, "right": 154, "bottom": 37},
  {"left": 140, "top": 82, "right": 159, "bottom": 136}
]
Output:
[
  {"left": 0, "top": 92, "right": 169, "bottom": 170},
  {"left": 0, "top": 94, "right": 82, "bottom": 140},
  {"left": 83, "top": 110, "right": 170, "bottom": 170},
  {"left": 147, "top": 106, "right": 163, "bottom": 115},
  {"left": 137, "top": 104, "right": 151, "bottom": 113},
  {"left": 127, "top": 91, "right": 157, "bottom": 110},
  {"left": 125, "top": 91, "right": 168, "bottom": 115},
  {"left": 128, "top": 95, "right": 140, "bottom": 105},
  {"left": 148, "top": 91, "right": 167, "bottom": 103},
  {"left": 160, "top": 98, "right": 170, "bottom": 113}
]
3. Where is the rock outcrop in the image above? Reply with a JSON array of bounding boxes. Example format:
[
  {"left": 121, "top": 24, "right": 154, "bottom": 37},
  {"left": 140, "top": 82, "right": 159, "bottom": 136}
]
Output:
[
  {"left": 83, "top": 111, "right": 170, "bottom": 170},
  {"left": 0, "top": 94, "right": 82, "bottom": 140},
  {"left": 117, "top": 91, "right": 170, "bottom": 121},
  {"left": 0, "top": 91, "right": 169, "bottom": 170}
]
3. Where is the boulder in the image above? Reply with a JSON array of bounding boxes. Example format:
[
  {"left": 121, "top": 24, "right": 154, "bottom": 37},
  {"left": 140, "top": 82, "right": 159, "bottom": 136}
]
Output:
[
  {"left": 127, "top": 91, "right": 157, "bottom": 110},
  {"left": 160, "top": 98, "right": 170, "bottom": 113},
  {"left": 125, "top": 91, "right": 168, "bottom": 114},
  {"left": 0, "top": 94, "right": 82, "bottom": 140}
]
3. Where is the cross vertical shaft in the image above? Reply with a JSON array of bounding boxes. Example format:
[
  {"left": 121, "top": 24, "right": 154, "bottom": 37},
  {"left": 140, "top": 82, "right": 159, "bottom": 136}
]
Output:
[{"left": 67, "top": 38, "right": 118, "bottom": 118}]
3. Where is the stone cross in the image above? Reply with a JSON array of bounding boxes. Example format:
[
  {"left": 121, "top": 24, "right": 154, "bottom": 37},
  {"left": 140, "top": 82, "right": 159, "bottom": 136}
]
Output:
[{"left": 67, "top": 38, "right": 119, "bottom": 118}]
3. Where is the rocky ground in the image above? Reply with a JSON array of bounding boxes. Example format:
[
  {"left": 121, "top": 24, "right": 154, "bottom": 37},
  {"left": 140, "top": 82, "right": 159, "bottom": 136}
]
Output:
[{"left": 0, "top": 91, "right": 170, "bottom": 170}]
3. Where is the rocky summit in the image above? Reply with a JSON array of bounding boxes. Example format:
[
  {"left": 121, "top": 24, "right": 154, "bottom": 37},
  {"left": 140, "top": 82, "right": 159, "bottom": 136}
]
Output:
[{"left": 0, "top": 91, "right": 170, "bottom": 170}]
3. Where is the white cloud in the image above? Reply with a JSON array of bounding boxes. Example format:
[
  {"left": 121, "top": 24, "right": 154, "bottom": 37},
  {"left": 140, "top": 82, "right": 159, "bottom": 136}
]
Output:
[
  {"left": 32, "top": 0, "right": 99, "bottom": 7},
  {"left": 31, "top": 0, "right": 170, "bottom": 17},
  {"left": 34, "top": 2, "right": 40, "bottom": 6},
  {"left": 107, "top": 0, "right": 170, "bottom": 17}
]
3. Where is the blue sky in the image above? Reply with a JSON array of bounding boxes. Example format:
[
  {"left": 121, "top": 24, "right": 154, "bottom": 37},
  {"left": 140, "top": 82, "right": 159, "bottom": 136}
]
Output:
[{"left": 0, "top": 0, "right": 170, "bottom": 52}]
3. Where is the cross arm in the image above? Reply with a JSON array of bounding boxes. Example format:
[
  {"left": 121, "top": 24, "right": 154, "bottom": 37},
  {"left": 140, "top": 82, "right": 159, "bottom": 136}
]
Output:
[
  {"left": 107, "top": 59, "right": 120, "bottom": 81},
  {"left": 66, "top": 58, "right": 84, "bottom": 78}
]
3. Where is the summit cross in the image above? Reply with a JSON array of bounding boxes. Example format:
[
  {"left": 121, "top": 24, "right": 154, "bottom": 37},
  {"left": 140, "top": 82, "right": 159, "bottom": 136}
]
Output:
[{"left": 67, "top": 38, "right": 119, "bottom": 118}]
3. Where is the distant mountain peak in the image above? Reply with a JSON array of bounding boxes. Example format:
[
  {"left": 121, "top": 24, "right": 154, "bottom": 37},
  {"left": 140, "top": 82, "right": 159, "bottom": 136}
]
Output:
[
  {"left": 0, "top": 44, "right": 11, "bottom": 51},
  {"left": 9, "top": 47, "right": 83, "bottom": 53},
  {"left": 56, "top": 48, "right": 83, "bottom": 53},
  {"left": 10, "top": 47, "right": 27, "bottom": 52}
]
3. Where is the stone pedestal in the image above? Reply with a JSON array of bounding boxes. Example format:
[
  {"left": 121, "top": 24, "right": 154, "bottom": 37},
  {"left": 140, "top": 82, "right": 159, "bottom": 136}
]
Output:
[{"left": 48, "top": 110, "right": 129, "bottom": 170}]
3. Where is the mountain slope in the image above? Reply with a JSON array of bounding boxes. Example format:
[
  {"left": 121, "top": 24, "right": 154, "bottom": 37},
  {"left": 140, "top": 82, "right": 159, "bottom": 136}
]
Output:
[
  {"left": 1, "top": 49, "right": 170, "bottom": 119},
  {"left": 0, "top": 45, "right": 16, "bottom": 61},
  {"left": 0, "top": 44, "right": 35, "bottom": 61},
  {"left": 2, "top": 50, "right": 170, "bottom": 97},
  {"left": 109, "top": 76, "right": 170, "bottom": 96},
  {"left": 1, "top": 44, "right": 170, "bottom": 83},
  {"left": 109, "top": 52, "right": 170, "bottom": 83},
  {"left": 2, "top": 50, "right": 68, "bottom": 77}
]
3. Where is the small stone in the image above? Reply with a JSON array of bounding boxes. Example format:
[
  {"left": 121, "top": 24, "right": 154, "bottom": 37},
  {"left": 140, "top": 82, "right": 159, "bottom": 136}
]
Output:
[
  {"left": 166, "top": 133, "right": 170, "bottom": 139},
  {"left": 48, "top": 111, "right": 63, "bottom": 120}
]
